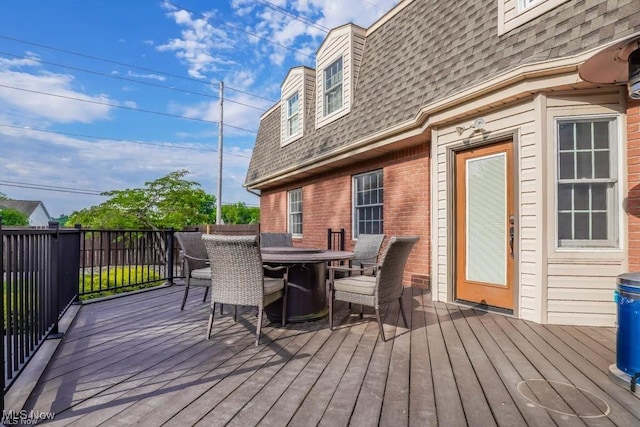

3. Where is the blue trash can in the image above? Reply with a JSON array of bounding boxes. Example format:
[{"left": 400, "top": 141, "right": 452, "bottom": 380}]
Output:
[{"left": 615, "top": 273, "right": 640, "bottom": 377}]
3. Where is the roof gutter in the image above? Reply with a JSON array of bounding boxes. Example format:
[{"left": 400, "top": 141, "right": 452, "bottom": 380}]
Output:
[{"left": 244, "top": 187, "right": 261, "bottom": 198}]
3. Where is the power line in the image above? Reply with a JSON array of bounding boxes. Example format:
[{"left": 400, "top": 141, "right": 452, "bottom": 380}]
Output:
[
  {"left": 0, "top": 50, "right": 269, "bottom": 113},
  {"left": 361, "top": 0, "right": 389, "bottom": 13},
  {"left": 0, "top": 180, "right": 260, "bottom": 207},
  {"left": 0, "top": 35, "right": 278, "bottom": 104},
  {"left": 251, "top": 0, "right": 330, "bottom": 33},
  {"left": 164, "top": 1, "right": 315, "bottom": 59},
  {"left": 0, "top": 84, "right": 258, "bottom": 134},
  {"left": 0, "top": 124, "right": 253, "bottom": 159},
  {"left": 0, "top": 180, "right": 103, "bottom": 195},
  {"left": 0, "top": 83, "right": 215, "bottom": 123}
]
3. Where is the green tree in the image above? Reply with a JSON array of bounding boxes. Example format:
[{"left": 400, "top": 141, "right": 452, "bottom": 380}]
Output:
[
  {"left": 221, "top": 202, "right": 260, "bottom": 224},
  {"left": 0, "top": 208, "right": 29, "bottom": 226},
  {"left": 67, "top": 170, "right": 215, "bottom": 230},
  {"left": 52, "top": 214, "right": 70, "bottom": 225},
  {"left": 0, "top": 192, "right": 8, "bottom": 200}
]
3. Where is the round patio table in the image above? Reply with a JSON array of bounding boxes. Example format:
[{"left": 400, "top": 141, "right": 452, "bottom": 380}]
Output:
[{"left": 261, "top": 247, "right": 354, "bottom": 322}]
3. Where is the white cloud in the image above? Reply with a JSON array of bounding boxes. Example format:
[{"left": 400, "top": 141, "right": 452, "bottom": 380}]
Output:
[
  {"left": 157, "top": 7, "right": 236, "bottom": 79},
  {"left": 226, "top": 0, "right": 399, "bottom": 67},
  {"left": 0, "top": 55, "right": 40, "bottom": 69},
  {"left": 230, "top": 0, "right": 255, "bottom": 16},
  {"left": 227, "top": 68, "right": 257, "bottom": 90},
  {"left": 126, "top": 70, "right": 167, "bottom": 81},
  {"left": 168, "top": 89, "right": 270, "bottom": 137},
  {"left": 0, "top": 68, "right": 113, "bottom": 124},
  {"left": 0, "top": 127, "right": 257, "bottom": 216}
]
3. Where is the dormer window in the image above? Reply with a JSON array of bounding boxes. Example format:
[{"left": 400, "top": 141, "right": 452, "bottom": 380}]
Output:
[
  {"left": 324, "top": 57, "right": 343, "bottom": 116},
  {"left": 498, "top": 0, "right": 569, "bottom": 35},
  {"left": 280, "top": 67, "right": 314, "bottom": 146},
  {"left": 520, "top": 0, "right": 539, "bottom": 9},
  {"left": 287, "top": 92, "right": 300, "bottom": 138},
  {"left": 315, "top": 24, "right": 365, "bottom": 129}
]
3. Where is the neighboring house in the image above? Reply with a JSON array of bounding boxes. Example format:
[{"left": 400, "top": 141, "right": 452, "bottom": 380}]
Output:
[
  {"left": 0, "top": 200, "right": 52, "bottom": 226},
  {"left": 245, "top": 0, "right": 640, "bottom": 327}
]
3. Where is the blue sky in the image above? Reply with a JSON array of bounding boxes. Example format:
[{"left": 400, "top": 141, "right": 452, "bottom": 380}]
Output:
[{"left": 0, "top": 0, "right": 398, "bottom": 217}]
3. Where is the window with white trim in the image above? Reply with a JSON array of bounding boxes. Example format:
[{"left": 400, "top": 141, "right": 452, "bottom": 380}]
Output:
[
  {"left": 498, "top": 0, "right": 569, "bottom": 35},
  {"left": 520, "top": 0, "right": 540, "bottom": 10},
  {"left": 353, "top": 170, "right": 383, "bottom": 238},
  {"left": 324, "top": 57, "right": 343, "bottom": 116},
  {"left": 286, "top": 92, "right": 300, "bottom": 138},
  {"left": 556, "top": 117, "right": 618, "bottom": 248},
  {"left": 288, "top": 188, "right": 303, "bottom": 236}
]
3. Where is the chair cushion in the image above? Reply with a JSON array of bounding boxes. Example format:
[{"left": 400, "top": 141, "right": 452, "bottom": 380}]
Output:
[
  {"left": 334, "top": 275, "right": 376, "bottom": 295},
  {"left": 263, "top": 277, "right": 284, "bottom": 295},
  {"left": 191, "top": 267, "right": 211, "bottom": 280}
]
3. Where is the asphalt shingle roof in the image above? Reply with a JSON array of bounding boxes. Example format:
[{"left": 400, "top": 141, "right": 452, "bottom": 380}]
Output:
[
  {"left": 0, "top": 200, "right": 43, "bottom": 217},
  {"left": 246, "top": 0, "right": 640, "bottom": 187}
]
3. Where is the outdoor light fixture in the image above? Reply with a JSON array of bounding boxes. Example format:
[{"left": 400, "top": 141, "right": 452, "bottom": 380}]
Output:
[
  {"left": 579, "top": 37, "right": 640, "bottom": 99},
  {"left": 456, "top": 118, "right": 486, "bottom": 136},
  {"left": 629, "top": 48, "right": 640, "bottom": 99}
]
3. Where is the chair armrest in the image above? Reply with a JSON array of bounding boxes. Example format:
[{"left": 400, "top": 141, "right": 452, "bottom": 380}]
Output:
[
  {"left": 359, "top": 262, "right": 381, "bottom": 276},
  {"left": 182, "top": 253, "right": 209, "bottom": 262},
  {"left": 263, "top": 265, "right": 289, "bottom": 291},
  {"left": 327, "top": 264, "right": 369, "bottom": 283},
  {"left": 263, "top": 265, "right": 288, "bottom": 272},
  {"left": 327, "top": 265, "right": 366, "bottom": 273}
]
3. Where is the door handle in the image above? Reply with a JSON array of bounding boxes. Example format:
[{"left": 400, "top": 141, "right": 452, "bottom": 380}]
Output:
[{"left": 509, "top": 215, "right": 515, "bottom": 259}]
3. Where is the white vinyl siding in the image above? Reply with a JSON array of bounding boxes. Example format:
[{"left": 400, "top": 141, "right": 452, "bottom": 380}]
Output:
[
  {"left": 288, "top": 188, "right": 302, "bottom": 236},
  {"left": 433, "top": 102, "right": 540, "bottom": 321},
  {"left": 432, "top": 88, "right": 625, "bottom": 328},
  {"left": 545, "top": 90, "right": 625, "bottom": 326},
  {"left": 353, "top": 170, "right": 383, "bottom": 238},
  {"left": 280, "top": 67, "right": 314, "bottom": 146},
  {"left": 315, "top": 25, "right": 365, "bottom": 129}
]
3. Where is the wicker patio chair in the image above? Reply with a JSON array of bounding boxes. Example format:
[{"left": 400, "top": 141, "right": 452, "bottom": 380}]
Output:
[
  {"left": 328, "top": 236, "right": 419, "bottom": 342},
  {"left": 175, "top": 231, "right": 211, "bottom": 311},
  {"left": 334, "top": 234, "right": 385, "bottom": 279},
  {"left": 202, "top": 234, "right": 289, "bottom": 346},
  {"left": 260, "top": 232, "right": 293, "bottom": 247}
]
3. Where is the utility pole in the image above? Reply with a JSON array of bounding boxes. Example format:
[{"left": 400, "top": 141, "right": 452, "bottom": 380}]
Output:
[{"left": 216, "top": 81, "right": 223, "bottom": 225}]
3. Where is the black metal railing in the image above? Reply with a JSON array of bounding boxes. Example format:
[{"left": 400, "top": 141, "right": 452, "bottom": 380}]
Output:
[
  {"left": 78, "top": 229, "right": 175, "bottom": 299},
  {"left": 1, "top": 223, "right": 79, "bottom": 396},
  {"left": 2, "top": 223, "right": 176, "bottom": 401}
]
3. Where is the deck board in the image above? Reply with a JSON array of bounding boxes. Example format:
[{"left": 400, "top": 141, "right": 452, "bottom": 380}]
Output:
[
  {"left": 446, "top": 304, "right": 525, "bottom": 426},
  {"left": 407, "top": 288, "right": 437, "bottom": 426},
  {"left": 15, "top": 285, "right": 639, "bottom": 426}
]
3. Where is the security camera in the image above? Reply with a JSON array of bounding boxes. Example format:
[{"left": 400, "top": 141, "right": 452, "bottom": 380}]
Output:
[{"left": 473, "top": 118, "right": 485, "bottom": 129}]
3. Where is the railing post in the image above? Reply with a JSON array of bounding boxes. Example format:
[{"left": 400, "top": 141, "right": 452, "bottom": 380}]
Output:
[
  {"left": 74, "top": 224, "right": 82, "bottom": 302},
  {"left": 167, "top": 228, "right": 174, "bottom": 285},
  {"left": 1, "top": 215, "right": 5, "bottom": 412},
  {"left": 47, "top": 221, "right": 63, "bottom": 339}
]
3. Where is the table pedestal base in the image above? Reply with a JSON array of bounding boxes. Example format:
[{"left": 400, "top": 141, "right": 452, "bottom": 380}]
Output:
[{"left": 265, "top": 262, "right": 327, "bottom": 323}]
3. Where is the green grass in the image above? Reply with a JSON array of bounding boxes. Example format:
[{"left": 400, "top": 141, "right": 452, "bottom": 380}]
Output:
[{"left": 80, "top": 266, "right": 165, "bottom": 301}]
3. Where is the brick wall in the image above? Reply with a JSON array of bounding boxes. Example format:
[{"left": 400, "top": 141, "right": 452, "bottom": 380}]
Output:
[
  {"left": 628, "top": 99, "right": 640, "bottom": 270},
  {"left": 260, "top": 143, "right": 431, "bottom": 288}
]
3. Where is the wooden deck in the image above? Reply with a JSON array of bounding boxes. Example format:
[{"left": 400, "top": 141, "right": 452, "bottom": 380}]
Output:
[{"left": 21, "top": 285, "right": 640, "bottom": 426}]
